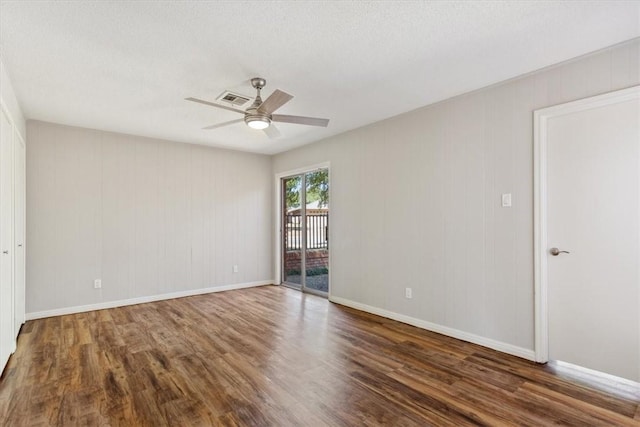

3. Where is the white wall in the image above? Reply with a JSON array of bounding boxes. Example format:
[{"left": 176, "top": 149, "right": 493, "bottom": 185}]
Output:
[
  {"left": 27, "top": 121, "right": 273, "bottom": 315},
  {"left": 273, "top": 40, "right": 640, "bottom": 356}
]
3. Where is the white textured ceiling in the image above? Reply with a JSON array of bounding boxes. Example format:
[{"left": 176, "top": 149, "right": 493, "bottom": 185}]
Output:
[{"left": 1, "top": 1, "right": 638, "bottom": 154}]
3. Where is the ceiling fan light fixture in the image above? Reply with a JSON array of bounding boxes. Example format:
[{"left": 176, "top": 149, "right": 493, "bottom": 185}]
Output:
[{"left": 245, "top": 115, "right": 271, "bottom": 130}]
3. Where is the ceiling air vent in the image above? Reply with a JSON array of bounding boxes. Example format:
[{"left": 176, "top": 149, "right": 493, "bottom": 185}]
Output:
[{"left": 216, "top": 91, "right": 253, "bottom": 107}]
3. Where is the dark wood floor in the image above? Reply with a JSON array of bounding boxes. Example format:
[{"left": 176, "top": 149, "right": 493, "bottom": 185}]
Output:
[{"left": 1, "top": 286, "right": 638, "bottom": 426}]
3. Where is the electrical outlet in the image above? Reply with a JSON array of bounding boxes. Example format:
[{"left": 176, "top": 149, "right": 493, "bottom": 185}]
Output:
[
  {"left": 405, "top": 287, "right": 412, "bottom": 299},
  {"left": 233, "top": 265, "right": 238, "bottom": 273},
  {"left": 94, "top": 279, "right": 102, "bottom": 289}
]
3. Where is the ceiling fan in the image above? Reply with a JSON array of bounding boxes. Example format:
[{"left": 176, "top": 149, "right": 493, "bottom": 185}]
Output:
[{"left": 186, "top": 77, "right": 329, "bottom": 138}]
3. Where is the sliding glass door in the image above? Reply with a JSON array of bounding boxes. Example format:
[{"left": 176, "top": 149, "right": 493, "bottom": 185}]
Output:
[{"left": 282, "top": 169, "right": 329, "bottom": 296}]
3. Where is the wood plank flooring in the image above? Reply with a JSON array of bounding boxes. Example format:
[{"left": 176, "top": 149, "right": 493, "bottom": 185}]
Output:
[{"left": 1, "top": 285, "right": 639, "bottom": 426}]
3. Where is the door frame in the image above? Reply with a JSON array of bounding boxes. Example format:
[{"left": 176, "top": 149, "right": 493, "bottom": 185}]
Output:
[
  {"left": 13, "top": 128, "right": 25, "bottom": 335},
  {"left": 533, "top": 85, "right": 640, "bottom": 363},
  {"left": 274, "top": 162, "right": 331, "bottom": 296},
  {"left": 0, "top": 101, "right": 16, "bottom": 359}
]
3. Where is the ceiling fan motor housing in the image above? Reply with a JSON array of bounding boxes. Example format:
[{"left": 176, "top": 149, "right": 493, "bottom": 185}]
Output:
[{"left": 245, "top": 108, "right": 271, "bottom": 129}]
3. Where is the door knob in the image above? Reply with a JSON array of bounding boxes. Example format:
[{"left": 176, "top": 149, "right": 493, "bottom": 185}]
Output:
[
  {"left": 2, "top": 250, "right": 8, "bottom": 254},
  {"left": 550, "top": 247, "right": 570, "bottom": 256}
]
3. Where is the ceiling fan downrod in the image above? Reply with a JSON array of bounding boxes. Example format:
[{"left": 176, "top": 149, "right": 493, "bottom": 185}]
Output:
[{"left": 246, "top": 77, "right": 270, "bottom": 129}]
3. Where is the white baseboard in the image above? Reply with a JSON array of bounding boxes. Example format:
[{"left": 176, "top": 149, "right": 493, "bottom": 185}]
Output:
[
  {"left": 25, "top": 280, "right": 274, "bottom": 320},
  {"left": 329, "top": 296, "right": 536, "bottom": 362}
]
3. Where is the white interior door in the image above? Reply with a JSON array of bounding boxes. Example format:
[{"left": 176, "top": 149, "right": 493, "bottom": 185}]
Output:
[
  {"left": 0, "top": 108, "right": 15, "bottom": 370},
  {"left": 14, "top": 131, "right": 25, "bottom": 334},
  {"left": 543, "top": 88, "right": 639, "bottom": 381}
]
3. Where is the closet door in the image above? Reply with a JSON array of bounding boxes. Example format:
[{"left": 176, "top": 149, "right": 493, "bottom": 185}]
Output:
[
  {"left": 14, "top": 131, "right": 25, "bottom": 334},
  {"left": 0, "top": 107, "right": 14, "bottom": 370}
]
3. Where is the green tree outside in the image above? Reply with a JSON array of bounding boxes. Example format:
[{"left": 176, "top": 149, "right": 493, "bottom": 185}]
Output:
[{"left": 285, "top": 169, "right": 328, "bottom": 209}]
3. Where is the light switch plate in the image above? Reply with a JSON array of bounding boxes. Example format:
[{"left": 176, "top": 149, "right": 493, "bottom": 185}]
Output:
[{"left": 502, "top": 193, "right": 512, "bottom": 207}]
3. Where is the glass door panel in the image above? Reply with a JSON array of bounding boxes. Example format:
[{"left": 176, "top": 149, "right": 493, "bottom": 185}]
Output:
[
  {"left": 303, "top": 170, "right": 329, "bottom": 294},
  {"left": 283, "top": 176, "right": 302, "bottom": 287}
]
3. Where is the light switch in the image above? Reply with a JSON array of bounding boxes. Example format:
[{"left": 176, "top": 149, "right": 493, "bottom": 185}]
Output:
[{"left": 502, "top": 193, "right": 512, "bottom": 207}]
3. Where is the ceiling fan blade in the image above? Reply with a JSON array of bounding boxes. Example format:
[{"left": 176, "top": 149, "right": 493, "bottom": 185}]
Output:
[
  {"left": 202, "top": 118, "right": 244, "bottom": 130},
  {"left": 263, "top": 124, "right": 281, "bottom": 139},
  {"left": 257, "top": 89, "right": 293, "bottom": 114},
  {"left": 185, "top": 97, "right": 245, "bottom": 115},
  {"left": 272, "top": 114, "right": 329, "bottom": 127}
]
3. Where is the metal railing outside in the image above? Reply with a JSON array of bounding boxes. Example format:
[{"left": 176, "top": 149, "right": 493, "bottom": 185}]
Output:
[{"left": 285, "top": 214, "right": 328, "bottom": 250}]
